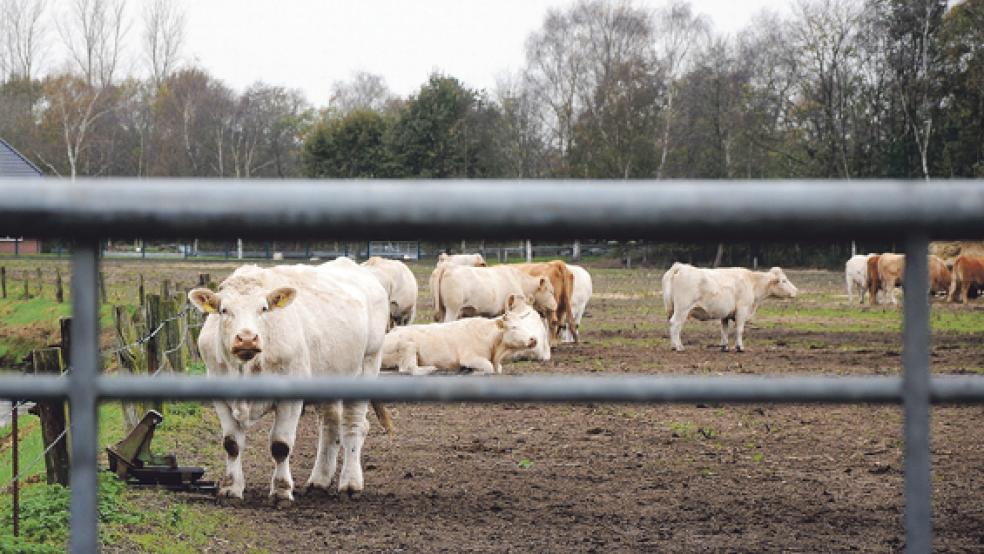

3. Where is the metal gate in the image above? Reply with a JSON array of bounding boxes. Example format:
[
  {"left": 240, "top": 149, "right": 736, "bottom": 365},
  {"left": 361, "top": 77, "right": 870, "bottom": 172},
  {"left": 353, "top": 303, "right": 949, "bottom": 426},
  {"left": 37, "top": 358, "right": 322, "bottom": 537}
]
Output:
[{"left": 3, "top": 178, "right": 984, "bottom": 553}]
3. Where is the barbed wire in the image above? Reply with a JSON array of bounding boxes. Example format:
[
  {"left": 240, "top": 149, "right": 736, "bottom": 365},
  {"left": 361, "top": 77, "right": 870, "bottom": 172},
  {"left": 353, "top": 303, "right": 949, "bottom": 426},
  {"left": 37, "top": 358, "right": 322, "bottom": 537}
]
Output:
[
  {"left": 4, "top": 423, "right": 71, "bottom": 492},
  {"left": 103, "top": 302, "right": 195, "bottom": 359}
]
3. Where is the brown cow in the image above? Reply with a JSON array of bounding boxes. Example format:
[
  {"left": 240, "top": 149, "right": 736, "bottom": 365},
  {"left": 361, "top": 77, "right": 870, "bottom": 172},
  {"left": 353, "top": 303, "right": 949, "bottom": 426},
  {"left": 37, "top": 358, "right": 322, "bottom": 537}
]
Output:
[
  {"left": 514, "top": 260, "right": 577, "bottom": 343},
  {"left": 866, "top": 254, "right": 882, "bottom": 305},
  {"left": 869, "top": 253, "right": 951, "bottom": 305},
  {"left": 949, "top": 255, "right": 984, "bottom": 303},
  {"left": 929, "top": 255, "right": 951, "bottom": 296}
]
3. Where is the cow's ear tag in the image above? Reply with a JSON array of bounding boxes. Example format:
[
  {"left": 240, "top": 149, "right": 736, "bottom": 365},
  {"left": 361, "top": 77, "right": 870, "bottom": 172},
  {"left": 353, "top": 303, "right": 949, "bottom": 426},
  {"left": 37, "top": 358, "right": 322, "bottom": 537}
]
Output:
[
  {"left": 267, "top": 287, "right": 297, "bottom": 310},
  {"left": 189, "top": 288, "right": 220, "bottom": 314}
]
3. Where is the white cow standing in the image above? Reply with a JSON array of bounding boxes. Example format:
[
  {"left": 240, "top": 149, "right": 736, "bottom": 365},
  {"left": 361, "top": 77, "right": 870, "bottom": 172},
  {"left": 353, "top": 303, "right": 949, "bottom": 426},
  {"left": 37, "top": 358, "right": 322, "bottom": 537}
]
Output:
[
  {"left": 560, "top": 264, "right": 593, "bottom": 343},
  {"left": 662, "top": 263, "right": 798, "bottom": 352},
  {"left": 361, "top": 256, "right": 418, "bottom": 327},
  {"left": 437, "top": 264, "right": 557, "bottom": 323},
  {"left": 190, "top": 258, "right": 390, "bottom": 505},
  {"left": 382, "top": 294, "right": 544, "bottom": 375},
  {"left": 845, "top": 254, "right": 875, "bottom": 304}
]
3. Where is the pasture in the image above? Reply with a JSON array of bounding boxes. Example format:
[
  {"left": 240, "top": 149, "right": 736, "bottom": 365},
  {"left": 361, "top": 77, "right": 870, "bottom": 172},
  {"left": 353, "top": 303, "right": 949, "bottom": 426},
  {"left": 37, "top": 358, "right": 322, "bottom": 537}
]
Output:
[{"left": 3, "top": 258, "right": 984, "bottom": 551}]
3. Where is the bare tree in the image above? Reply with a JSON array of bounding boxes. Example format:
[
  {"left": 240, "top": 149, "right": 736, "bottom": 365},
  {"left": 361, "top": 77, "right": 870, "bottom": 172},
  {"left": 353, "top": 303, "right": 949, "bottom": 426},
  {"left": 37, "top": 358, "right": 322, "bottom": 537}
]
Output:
[
  {"left": 1, "top": 0, "right": 47, "bottom": 81},
  {"left": 142, "top": 0, "right": 185, "bottom": 87},
  {"left": 653, "top": 0, "right": 710, "bottom": 179},
  {"left": 328, "top": 71, "right": 394, "bottom": 114},
  {"left": 57, "top": 0, "right": 128, "bottom": 87},
  {"left": 43, "top": 73, "right": 116, "bottom": 179}
]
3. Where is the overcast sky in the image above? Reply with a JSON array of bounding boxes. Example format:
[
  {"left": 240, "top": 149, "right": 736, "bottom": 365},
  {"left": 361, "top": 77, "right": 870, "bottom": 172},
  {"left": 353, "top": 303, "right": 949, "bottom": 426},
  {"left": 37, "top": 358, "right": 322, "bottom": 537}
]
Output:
[{"left": 176, "top": 0, "right": 792, "bottom": 104}]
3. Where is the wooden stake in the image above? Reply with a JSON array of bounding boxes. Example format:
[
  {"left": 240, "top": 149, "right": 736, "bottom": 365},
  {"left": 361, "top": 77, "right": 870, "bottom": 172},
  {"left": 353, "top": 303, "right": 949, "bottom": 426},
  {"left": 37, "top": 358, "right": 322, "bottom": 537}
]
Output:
[{"left": 33, "top": 347, "right": 70, "bottom": 486}]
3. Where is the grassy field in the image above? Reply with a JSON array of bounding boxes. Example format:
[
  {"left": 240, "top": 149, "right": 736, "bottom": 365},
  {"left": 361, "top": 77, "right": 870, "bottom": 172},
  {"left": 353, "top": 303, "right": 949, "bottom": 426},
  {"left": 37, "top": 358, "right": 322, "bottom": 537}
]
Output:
[{"left": 0, "top": 257, "right": 983, "bottom": 551}]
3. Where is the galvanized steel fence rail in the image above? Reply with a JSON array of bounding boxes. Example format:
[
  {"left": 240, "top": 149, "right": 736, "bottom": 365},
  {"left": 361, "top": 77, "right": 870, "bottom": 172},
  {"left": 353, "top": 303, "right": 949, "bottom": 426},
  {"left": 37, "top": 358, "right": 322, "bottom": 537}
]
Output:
[{"left": 3, "top": 178, "right": 984, "bottom": 553}]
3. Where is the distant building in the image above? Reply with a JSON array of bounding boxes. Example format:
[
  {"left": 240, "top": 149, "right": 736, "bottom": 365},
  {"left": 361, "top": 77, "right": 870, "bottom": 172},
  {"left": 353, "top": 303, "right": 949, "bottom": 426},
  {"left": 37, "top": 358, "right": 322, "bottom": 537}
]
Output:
[{"left": 0, "top": 138, "right": 43, "bottom": 254}]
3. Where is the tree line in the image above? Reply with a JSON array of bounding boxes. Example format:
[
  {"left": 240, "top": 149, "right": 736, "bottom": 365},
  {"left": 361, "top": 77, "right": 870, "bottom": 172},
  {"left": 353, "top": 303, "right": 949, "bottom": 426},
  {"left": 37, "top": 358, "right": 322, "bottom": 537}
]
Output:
[{"left": 1, "top": 0, "right": 982, "bottom": 182}]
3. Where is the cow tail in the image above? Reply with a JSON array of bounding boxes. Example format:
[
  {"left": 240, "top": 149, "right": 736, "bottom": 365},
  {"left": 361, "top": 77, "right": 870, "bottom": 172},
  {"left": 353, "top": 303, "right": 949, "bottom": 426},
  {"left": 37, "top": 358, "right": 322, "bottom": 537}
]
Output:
[
  {"left": 561, "top": 263, "right": 577, "bottom": 341},
  {"left": 662, "top": 263, "right": 680, "bottom": 319},
  {"left": 372, "top": 401, "right": 395, "bottom": 434},
  {"left": 431, "top": 265, "right": 447, "bottom": 322}
]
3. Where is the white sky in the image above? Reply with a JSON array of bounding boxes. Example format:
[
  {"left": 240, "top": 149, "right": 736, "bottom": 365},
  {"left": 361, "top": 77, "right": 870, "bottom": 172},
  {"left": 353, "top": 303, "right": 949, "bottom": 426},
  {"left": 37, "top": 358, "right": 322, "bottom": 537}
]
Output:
[
  {"left": 180, "top": 0, "right": 791, "bottom": 104},
  {"left": 46, "top": 0, "right": 791, "bottom": 104}
]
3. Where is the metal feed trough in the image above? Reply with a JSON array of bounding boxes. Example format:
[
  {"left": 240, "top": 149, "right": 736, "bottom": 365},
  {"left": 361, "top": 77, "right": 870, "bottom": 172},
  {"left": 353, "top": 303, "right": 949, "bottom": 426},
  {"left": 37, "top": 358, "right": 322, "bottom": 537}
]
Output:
[{"left": 2, "top": 178, "right": 984, "bottom": 553}]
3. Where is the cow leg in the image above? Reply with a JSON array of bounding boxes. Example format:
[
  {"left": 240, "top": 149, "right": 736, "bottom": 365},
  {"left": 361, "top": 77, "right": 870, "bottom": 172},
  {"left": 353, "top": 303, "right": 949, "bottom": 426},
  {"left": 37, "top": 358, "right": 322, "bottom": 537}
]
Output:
[
  {"left": 268, "top": 400, "right": 303, "bottom": 505},
  {"left": 846, "top": 276, "right": 853, "bottom": 304},
  {"left": 304, "top": 400, "right": 342, "bottom": 494},
  {"left": 719, "top": 319, "right": 730, "bottom": 351},
  {"left": 461, "top": 357, "right": 496, "bottom": 375},
  {"left": 396, "top": 340, "right": 437, "bottom": 376},
  {"left": 338, "top": 400, "right": 369, "bottom": 496},
  {"left": 214, "top": 401, "right": 246, "bottom": 500},
  {"left": 734, "top": 312, "right": 749, "bottom": 352},
  {"left": 669, "top": 309, "right": 688, "bottom": 352}
]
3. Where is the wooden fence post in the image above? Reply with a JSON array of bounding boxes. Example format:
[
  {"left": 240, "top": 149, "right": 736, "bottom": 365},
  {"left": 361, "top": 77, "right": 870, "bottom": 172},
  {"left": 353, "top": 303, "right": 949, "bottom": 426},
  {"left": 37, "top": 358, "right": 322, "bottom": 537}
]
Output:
[
  {"left": 145, "top": 294, "right": 164, "bottom": 413},
  {"left": 55, "top": 269, "right": 64, "bottom": 303},
  {"left": 163, "top": 295, "right": 186, "bottom": 373},
  {"left": 161, "top": 279, "right": 171, "bottom": 299},
  {"left": 113, "top": 307, "right": 144, "bottom": 430},
  {"left": 1, "top": 266, "right": 6, "bottom": 298},
  {"left": 22, "top": 273, "right": 29, "bottom": 300},
  {"left": 98, "top": 271, "right": 108, "bottom": 304},
  {"left": 59, "top": 317, "right": 72, "bottom": 369},
  {"left": 138, "top": 274, "right": 145, "bottom": 307},
  {"left": 35, "top": 268, "right": 42, "bottom": 297},
  {"left": 32, "top": 347, "right": 70, "bottom": 486}
]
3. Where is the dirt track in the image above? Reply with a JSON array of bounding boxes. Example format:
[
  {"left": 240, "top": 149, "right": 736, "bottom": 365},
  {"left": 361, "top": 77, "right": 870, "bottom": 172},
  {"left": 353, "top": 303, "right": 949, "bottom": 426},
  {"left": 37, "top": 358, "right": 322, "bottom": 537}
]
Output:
[{"left": 128, "top": 266, "right": 984, "bottom": 553}]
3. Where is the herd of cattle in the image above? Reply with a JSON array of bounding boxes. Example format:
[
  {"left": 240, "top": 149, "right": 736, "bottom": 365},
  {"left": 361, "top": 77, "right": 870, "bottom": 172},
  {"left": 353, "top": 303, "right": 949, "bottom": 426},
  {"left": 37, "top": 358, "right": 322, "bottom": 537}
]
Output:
[
  {"left": 183, "top": 250, "right": 984, "bottom": 503},
  {"left": 845, "top": 252, "right": 984, "bottom": 305}
]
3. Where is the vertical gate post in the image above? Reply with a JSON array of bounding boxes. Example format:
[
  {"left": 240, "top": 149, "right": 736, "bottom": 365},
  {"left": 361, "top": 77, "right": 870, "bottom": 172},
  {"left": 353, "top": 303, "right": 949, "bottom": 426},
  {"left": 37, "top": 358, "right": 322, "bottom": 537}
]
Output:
[
  {"left": 69, "top": 242, "right": 99, "bottom": 553},
  {"left": 903, "top": 234, "right": 931, "bottom": 552},
  {"left": 33, "top": 347, "right": 70, "bottom": 485}
]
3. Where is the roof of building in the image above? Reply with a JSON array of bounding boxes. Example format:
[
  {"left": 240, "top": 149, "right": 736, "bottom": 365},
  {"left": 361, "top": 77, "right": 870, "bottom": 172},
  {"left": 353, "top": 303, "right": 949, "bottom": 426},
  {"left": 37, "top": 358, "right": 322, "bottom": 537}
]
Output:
[{"left": 0, "top": 138, "right": 43, "bottom": 177}]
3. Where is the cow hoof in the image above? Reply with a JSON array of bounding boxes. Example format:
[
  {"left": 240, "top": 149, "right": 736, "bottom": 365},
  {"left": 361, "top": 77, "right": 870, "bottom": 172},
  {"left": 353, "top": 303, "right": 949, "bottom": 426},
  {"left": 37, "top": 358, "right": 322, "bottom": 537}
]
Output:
[
  {"left": 216, "top": 488, "right": 244, "bottom": 504},
  {"left": 735, "top": 348, "right": 745, "bottom": 353},
  {"left": 338, "top": 482, "right": 364, "bottom": 498},
  {"left": 270, "top": 492, "right": 294, "bottom": 508},
  {"left": 299, "top": 482, "right": 333, "bottom": 497},
  {"left": 720, "top": 346, "right": 729, "bottom": 352}
]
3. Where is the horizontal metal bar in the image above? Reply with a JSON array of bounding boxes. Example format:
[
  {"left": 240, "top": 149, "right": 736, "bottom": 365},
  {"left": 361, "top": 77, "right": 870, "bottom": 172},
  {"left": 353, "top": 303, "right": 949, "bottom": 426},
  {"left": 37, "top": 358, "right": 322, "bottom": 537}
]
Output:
[
  {"left": 2, "top": 178, "right": 983, "bottom": 241},
  {"left": 0, "top": 375, "right": 72, "bottom": 399},
  {"left": 4, "top": 375, "right": 984, "bottom": 404}
]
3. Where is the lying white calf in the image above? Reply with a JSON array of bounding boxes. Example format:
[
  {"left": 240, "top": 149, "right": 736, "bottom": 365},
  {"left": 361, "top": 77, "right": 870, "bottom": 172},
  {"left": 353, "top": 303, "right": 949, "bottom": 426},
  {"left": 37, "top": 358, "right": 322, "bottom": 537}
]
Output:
[
  {"left": 662, "top": 263, "right": 798, "bottom": 352},
  {"left": 382, "top": 295, "right": 542, "bottom": 375}
]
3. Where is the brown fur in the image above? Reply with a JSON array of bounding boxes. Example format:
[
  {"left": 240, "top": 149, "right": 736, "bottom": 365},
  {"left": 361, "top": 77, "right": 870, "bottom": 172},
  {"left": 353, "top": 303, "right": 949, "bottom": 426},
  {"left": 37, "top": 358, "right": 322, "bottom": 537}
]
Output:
[
  {"left": 515, "top": 260, "right": 577, "bottom": 342},
  {"left": 929, "top": 255, "right": 951, "bottom": 295},
  {"left": 949, "top": 255, "right": 984, "bottom": 303},
  {"left": 866, "top": 254, "right": 882, "bottom": 305},
  {"left": 372, "top": 401, "right": 394, "bottom": 434}
]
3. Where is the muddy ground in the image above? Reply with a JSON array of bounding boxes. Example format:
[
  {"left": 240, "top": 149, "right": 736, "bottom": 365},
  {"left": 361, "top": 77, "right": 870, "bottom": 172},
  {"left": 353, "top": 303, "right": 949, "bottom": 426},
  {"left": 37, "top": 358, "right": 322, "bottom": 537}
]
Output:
[{"left": 11, "top": 259, "right": 984, "bottom": 551}]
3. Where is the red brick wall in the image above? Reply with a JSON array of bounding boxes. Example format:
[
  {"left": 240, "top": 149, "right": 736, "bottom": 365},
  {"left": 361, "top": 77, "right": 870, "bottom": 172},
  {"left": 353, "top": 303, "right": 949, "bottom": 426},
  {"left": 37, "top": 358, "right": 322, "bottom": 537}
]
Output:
[{"left": 0, "top": 239, "right": 41, "bottom": 254}]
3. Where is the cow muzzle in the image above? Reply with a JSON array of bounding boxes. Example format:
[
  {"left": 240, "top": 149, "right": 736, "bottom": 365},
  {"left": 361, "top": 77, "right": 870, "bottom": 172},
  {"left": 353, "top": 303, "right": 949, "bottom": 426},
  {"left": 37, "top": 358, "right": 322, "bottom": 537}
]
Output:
[
  {"left": 528, "top": 337, "right": 538, "bottom": 348},
  {"left": 232, "top": 332, "right": 262, "bottom": 362}
]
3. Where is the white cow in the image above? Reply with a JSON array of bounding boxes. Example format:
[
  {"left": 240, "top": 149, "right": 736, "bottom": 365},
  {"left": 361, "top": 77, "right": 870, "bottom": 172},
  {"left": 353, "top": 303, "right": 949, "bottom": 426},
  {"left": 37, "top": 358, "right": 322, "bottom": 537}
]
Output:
[
  {"left": 560, "top": 264, "right": 593, "bottom": 343},
  {"left": 437, "top": 264, "right": 558, "bottom": 323},
  {"left": 382, "top": 294, "right": 543, "bottom": 375},
  {"left": 361, "top": 256, "right": 418, "bottom": 327},
  {"left": 190, "top": 258, "right": 390, "bottom": 504},
  {"left": 438, "top": 252, "right": 487, "bottom": 266},
  {"left": 662, "top": 263, "right": 798, "bottom": 352},
  {"left": 845, "top": 254, "right": 875, "bottom": 304}
]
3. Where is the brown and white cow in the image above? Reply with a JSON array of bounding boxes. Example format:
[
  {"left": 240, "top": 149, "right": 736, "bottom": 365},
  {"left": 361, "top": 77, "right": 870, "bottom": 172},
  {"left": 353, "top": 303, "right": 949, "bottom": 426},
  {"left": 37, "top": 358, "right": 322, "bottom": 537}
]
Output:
[
  {"left": 436, "top": 264, "right": 558, "bottom": 323},
  {"left": 949, "top": 255, "right": 984, "bottom": 303},
  {"left": 361, "top": 256, "right": 418, "bottom": 327},
  {"left": 190, "top": 258, "right": 391, "bottom": 504},
  {"left": 514, "top": 260, "right": 577, "bottom": 344},
  {"left": 662, "top": 263, "right": 798, "bottom": 352},
  {"left": 429, "top": 253, "right": 487, "bottom": 321},
  {"left": 560, "top": 264, "right": 593, "bottom": 343},
  {"left": 381, "top": 294, "right": 544, "bottom": 375}
]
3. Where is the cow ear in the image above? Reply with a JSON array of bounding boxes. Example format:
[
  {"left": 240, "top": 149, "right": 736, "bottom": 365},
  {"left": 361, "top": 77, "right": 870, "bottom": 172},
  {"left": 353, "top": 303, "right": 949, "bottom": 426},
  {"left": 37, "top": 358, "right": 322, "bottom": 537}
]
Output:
[
  {"left": 477, "top": 261, "right": 487, "bottom": 267},
  {"left": 189, "top": 288, "right": 220, "bottom": 314},
  {"left": 506, "top": 294, "right": 517, "bottom": 311},
  {"left": 538, "top": 277, "right": 548, "bottom": 290},
  {"left": 266, "top": 287, "right": 297, "bottom": 310}
]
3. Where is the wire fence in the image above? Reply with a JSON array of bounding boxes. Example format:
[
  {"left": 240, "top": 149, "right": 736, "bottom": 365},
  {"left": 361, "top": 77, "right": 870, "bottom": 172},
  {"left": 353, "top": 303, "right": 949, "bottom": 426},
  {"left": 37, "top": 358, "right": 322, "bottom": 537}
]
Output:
[{"left": 1, "top": 178, "right": 984, "bottom": 552}]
